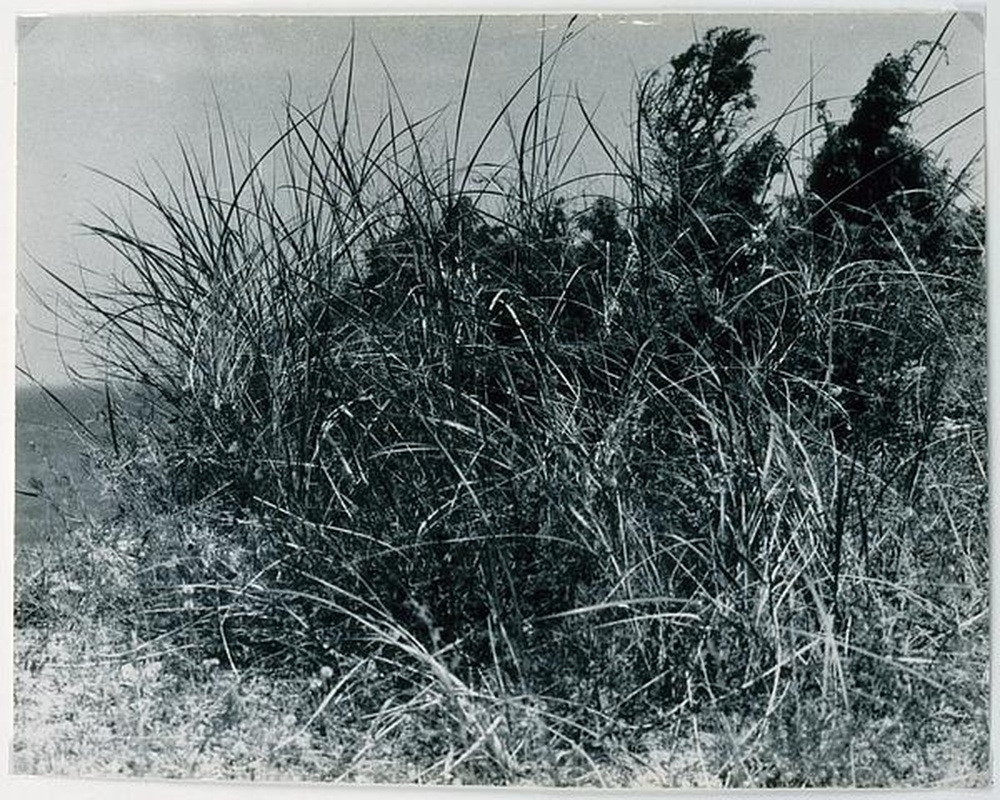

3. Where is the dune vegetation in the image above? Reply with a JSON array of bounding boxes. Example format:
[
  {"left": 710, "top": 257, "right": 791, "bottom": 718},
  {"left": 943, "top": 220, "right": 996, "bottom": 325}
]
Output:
[{"left": 13, "top": 16, "right": 987, "bottom": 787}]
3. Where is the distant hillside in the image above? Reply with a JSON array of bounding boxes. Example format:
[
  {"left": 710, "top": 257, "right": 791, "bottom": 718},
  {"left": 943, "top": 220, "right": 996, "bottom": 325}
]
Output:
[
  {"left": 15, "top": 383, "right": 113, "bottom": 552},
  {"left": 16, "top": 383, "right": 106, "bottom": 430}
]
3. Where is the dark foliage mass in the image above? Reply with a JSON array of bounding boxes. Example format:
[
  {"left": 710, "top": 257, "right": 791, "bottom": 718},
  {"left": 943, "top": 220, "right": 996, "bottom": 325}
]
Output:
[{"left": 21, "top": 20, "right": 986, "bottom": 785}]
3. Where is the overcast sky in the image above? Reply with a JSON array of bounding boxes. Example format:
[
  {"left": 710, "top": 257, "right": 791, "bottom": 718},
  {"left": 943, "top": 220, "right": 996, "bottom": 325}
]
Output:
[{"left": 14, "top": 11, "right": 985, "bottom": 385}]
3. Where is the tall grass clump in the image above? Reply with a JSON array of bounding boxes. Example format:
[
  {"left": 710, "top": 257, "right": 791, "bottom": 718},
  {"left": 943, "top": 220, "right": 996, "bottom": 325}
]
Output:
[{"left": 27, "top": 16, "right": 986, "bottom": 785}]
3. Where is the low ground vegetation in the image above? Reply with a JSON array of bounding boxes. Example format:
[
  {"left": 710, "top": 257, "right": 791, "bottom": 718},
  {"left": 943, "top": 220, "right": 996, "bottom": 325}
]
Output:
[{"left": 14, "top": 17, "right": 988, "bottom": 786}]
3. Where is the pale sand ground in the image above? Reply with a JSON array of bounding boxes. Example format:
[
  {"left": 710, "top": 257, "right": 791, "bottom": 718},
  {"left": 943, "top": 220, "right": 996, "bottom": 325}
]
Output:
[{"left": 11, "top": 626, "right": 723, "bottom": 787}]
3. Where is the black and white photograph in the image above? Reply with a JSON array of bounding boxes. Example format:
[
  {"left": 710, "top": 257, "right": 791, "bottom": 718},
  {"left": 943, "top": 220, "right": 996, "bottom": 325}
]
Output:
[{"left": 8, "top": 4, "right": 989, "bottom": 790}]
